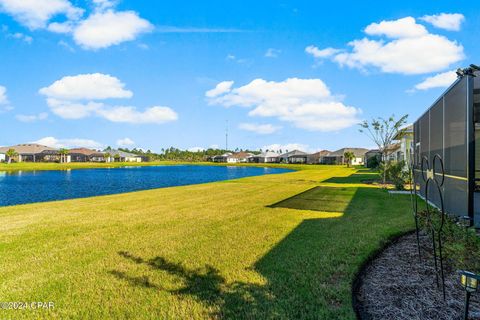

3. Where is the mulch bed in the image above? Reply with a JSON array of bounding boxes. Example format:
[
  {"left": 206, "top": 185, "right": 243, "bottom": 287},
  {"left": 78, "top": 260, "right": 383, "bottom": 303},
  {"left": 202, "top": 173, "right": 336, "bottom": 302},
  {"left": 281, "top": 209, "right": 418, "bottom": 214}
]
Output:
[{"left": 354, "top": 232, "right": 480, "bottom": 319}]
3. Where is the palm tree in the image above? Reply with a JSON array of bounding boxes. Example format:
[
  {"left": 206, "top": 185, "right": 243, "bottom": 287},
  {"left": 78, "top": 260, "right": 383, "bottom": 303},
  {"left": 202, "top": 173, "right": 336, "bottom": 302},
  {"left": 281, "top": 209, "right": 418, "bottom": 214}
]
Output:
[
  {"left": 104, "top": 152, "right": 111, "bottom": 163},
  {"left": 6, "top": 148, "right": 17, "bottom": 164},
  {"left": 114, "top": 154, "right": 120, "bottom": 162},
  {"left": 59, "top": 148, "right": 69, "bottom": 163},
  {"left": 344, "top": 151, "right": 355, "bottom": 168}
]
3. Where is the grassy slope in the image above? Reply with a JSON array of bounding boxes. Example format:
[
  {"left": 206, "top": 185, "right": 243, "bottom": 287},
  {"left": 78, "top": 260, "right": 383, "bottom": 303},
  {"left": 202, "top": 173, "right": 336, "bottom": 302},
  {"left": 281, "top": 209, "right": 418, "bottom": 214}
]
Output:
[{"left": 0, "top": 166, "right": 413, "bottom": 319}]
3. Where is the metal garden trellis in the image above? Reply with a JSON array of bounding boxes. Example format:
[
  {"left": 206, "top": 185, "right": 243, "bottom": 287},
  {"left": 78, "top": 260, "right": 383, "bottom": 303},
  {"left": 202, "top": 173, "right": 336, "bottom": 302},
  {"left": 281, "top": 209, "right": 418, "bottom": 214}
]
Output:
[{"left": 410, "top": 153, "right": 447, "bottom": 300}]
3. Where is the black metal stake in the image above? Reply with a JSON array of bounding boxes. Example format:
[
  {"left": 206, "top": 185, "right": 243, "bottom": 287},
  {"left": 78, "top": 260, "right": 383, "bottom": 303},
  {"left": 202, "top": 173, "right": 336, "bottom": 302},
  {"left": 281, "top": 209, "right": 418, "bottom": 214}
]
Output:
[{"left": 464, "top": 291, "right": 471, "bottom": 320}]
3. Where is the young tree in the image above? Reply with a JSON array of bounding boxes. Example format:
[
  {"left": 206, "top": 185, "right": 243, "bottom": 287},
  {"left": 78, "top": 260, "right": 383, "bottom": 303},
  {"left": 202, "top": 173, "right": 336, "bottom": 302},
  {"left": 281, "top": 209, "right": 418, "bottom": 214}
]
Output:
[
  {"left": 6, "top": 148, "right": 17, "bottom": 164},
  {"left": 359, "top": 114, "right": 408, "bottom": 185},
  {"left": 343, "top": 151, "right": 355, "bottom": 168},
  {"left": 104, "top": 152, "right": 111, "bottom": 163}
]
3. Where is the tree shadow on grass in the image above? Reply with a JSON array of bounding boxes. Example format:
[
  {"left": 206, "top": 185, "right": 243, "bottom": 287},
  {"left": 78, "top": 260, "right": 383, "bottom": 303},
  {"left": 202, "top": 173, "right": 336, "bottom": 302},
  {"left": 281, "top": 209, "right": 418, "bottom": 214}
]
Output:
[
  {"left": 111, "top": 187, "right": 394, "bottom": 318},
  {"left": 323, "top": 173, "right": 379, "bottom": 184},
  {"left": 111, "top": 251, "right": 272, "bottom": 318}
]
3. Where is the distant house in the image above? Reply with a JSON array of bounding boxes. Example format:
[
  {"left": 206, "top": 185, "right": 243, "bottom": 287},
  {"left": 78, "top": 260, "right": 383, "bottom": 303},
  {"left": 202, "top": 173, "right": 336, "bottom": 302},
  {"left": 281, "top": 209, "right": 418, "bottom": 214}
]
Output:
[
  {"left": 248, "top": 151, "right": 279, "bottom": 163},
  {"left": 279, "top": 150, "right": 308, "bottom": 164},
  {"left": 322, "top": 148, "right": 369, "bottom": 165},
  {"left": 70, "top": 148, "right": 106, "bottom": 162},
  {"left": 105, "top": 149, "right": 143, "bottom": 162},
  {"left": 0, "top": 144, "right": 67, "bottom": 163},
  {"left": 226, "top": 152, "right": 253, "bottom": 163},
  {"left": 307, "top": 150, "right": 331, "bottom": 164},
  {"left": 211, "top": 153, "right": 232, "bottom": 163}
]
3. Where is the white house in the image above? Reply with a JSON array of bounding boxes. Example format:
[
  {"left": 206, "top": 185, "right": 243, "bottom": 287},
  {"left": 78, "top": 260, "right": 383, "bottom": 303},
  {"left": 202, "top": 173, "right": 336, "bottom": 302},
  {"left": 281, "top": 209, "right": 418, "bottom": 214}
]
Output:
[
  {"left": 248, "top": 151, "right": 279, "bottom": 163},
  {"left": 226, "top": 152, "right": 253, "bottom": 163}
]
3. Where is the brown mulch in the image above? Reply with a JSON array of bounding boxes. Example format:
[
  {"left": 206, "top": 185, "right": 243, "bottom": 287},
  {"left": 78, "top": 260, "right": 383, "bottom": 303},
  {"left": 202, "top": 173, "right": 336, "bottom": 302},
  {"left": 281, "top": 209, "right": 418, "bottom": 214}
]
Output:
[{"left": 354, "top": 232, "right": 480, "bottom": 319}]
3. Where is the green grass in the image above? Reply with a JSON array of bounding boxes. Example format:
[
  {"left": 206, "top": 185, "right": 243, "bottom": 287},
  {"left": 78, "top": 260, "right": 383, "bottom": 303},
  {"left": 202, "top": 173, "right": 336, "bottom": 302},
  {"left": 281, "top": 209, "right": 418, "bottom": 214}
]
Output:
[
  {"left": 0, "top": 165, "right": 414, "bottom": 319},
  {"left": 0, "top": 161, "right": 317, "bottom": 172}
]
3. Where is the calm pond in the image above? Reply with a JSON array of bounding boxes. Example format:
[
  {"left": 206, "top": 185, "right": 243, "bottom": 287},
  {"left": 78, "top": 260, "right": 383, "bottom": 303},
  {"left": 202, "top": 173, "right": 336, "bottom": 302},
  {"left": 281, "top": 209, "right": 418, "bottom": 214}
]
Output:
[{"left": 0, "top": 165, "right": 292, "bottom": 206}]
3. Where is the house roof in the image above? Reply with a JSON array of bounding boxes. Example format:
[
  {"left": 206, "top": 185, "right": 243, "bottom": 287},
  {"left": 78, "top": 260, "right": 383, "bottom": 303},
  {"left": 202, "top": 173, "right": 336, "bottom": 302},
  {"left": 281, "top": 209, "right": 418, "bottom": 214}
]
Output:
[
  {"left": 104, "top": 149, "right": 140, "bottom": 158},
  {"left": 393, "top": 124, "right": 414, "bottom": 140},
  {"left": 228, "top": 152, "right": 253, "bottom": 159},
  {"left": 254, "top": 151, "right": 279, "bottom": 158},
  {"left": 328, "top": 148, "right": 369, "bottom": 157},
  {"left": 70, "top": 148, "right": 102, "bottom": 156},
  {"left": 0, "top": 143, "right": 57, "bottom": 154},
  {"left": 385, "top": 143, "right": 401, "bottom": 153},
  {"left": 309, "top": 150, "right": 331, "bottom": 157},
  {"left": 279, "top": 150, "right": 308, "bottom": 157}
]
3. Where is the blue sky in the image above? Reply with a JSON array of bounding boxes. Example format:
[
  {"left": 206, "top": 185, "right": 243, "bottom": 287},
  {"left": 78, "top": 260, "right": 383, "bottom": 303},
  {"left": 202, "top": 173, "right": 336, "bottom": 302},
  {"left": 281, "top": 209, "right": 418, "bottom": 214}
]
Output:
[{"left": 0, "top": 0, "right": 478, "bottom": 152}]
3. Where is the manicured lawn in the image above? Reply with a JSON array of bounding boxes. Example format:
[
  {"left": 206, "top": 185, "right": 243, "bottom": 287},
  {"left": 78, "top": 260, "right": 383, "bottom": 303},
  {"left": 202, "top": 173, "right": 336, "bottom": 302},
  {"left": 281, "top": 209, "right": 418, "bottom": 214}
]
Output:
[
  {"left": 0, "top": 165, "right": 413, "bottom": 319},
  {"left": 0, "top": 161, "right": 312, "bottom": 172}
]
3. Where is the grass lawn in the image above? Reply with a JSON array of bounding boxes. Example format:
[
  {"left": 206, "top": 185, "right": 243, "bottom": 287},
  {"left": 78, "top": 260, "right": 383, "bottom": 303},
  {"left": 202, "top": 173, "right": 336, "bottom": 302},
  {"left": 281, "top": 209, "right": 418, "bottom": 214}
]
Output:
[
  {"left": 0, "top": 161, "right": 313, "bottom": 172},
  {"left": 0, "top": 165, "right": 414, "bottom": 319}
]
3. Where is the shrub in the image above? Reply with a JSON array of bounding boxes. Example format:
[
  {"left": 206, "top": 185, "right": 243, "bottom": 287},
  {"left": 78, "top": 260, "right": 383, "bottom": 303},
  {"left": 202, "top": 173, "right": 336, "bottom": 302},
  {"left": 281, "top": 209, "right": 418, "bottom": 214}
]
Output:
[
  {"left": 380, "top": 160, "right": 408, "bottom": 190},
  {"left": 418, "top": 209, "right": 480, "bottom": 273}
]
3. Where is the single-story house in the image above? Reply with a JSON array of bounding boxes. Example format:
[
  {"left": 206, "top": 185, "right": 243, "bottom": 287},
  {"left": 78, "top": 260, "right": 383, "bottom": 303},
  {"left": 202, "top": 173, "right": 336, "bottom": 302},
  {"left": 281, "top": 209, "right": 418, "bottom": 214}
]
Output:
[
  {"left": 322, "top": 148, "right": 369, "bottom": 165},
  {"left": 69, "top": 148, "right": 106, "bottom": 162},
  {"left": 0, "top": 144, "right": 68, "bottom": 163},
  {"left": 248, "top": 151, "right": 279, "bottom": 163},
  {"left": 226, "top": 152, "right": 253, "bottom": 163},
  {"left": 211, "top": 153, "right": 232, "bottom": 163},
  {"left": 279, "top": 150, "right": 308, "bottom": 164},
  {"left": 307, "top": 150, "right": 331, "bottom": 164},
  {"left": 105, "top": 149, "right": 143, "bottom": 162}
]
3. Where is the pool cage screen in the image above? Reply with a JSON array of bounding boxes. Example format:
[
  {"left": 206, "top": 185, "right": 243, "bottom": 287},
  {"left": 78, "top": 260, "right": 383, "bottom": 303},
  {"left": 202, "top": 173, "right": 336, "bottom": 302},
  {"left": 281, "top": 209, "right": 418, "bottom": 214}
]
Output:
[{"left": 413, "top": 74, "right": 475, "bottom": 226}]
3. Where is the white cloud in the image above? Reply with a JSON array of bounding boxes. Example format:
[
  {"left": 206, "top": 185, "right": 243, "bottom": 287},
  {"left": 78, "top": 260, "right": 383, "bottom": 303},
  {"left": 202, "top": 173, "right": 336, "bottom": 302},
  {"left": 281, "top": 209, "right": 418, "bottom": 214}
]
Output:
[
  {"left": 40, "top": 73, "right": 178, "bottom": 124},
  {"left": 239, "top": 123, "right": 281, "bottom": 134},
  {"left": 116, "top": 137, "right": 134, "bottom": 147},
  {"left": 205, "top": 81, "right": 234, "bottom": 98},
  {"left": 46, "top": 99, "right": 103, "bottom": 119},
  {"left": 47, "top": 21, "right": 74, "bottom": 33},
  {"left": 96, "top": 106, "right": 178, "bottom": 124},
  {"left": 0, "top": 0, "right": 83, "bottom": 29},
  {"left": 305, "top": 46, "right": 340, "bottom": 58},
  {"left": 420, "top": 13, "right": 465, "bottom": 31},
  {"left": 207, "top": 78, "right": 361, "bottom": 131},
  {"left": 15, "top": 112, "right": 48, "bottom": 122},
  {"left": 413, "top": 70, "right": 457, "bottom": 91},
  {"left": 308, "top": 16, "right": 464, "bottom": 75},
  {"left": 73, "top": 10, "right": 153, "bottom": 50},
  {"left": 364, "top": 17, "right": 428, "bottom": 38},
  {"left": 33, "top": 136, "right": 103, "bottom": 149},
  {"left": 265, "top": 48, "right": 281, "bottom": 58},
  {"left": 188, "top": 147, "right": 205, "bottom": 152},
  {"left": 92, "top": 0, "right": 116, "bottom": 12},
  {"left": 39, "top": 73, "right": 133, "bottom": 100},
  {"left": 7, "top": 32, "right": 32, "bottom": 43},
  {"left": 262, "top": 143, "right": 309, "bottom": 153},
  {"left": 0, "top": 85, "right": 8, "bottom": 105}
]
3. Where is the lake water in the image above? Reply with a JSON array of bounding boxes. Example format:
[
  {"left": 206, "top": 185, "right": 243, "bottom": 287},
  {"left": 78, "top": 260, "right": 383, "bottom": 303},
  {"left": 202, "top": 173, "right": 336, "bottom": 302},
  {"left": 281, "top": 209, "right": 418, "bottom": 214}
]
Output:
[{"left": 0, "top": 165, "right": 292, "bottom": 206}]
